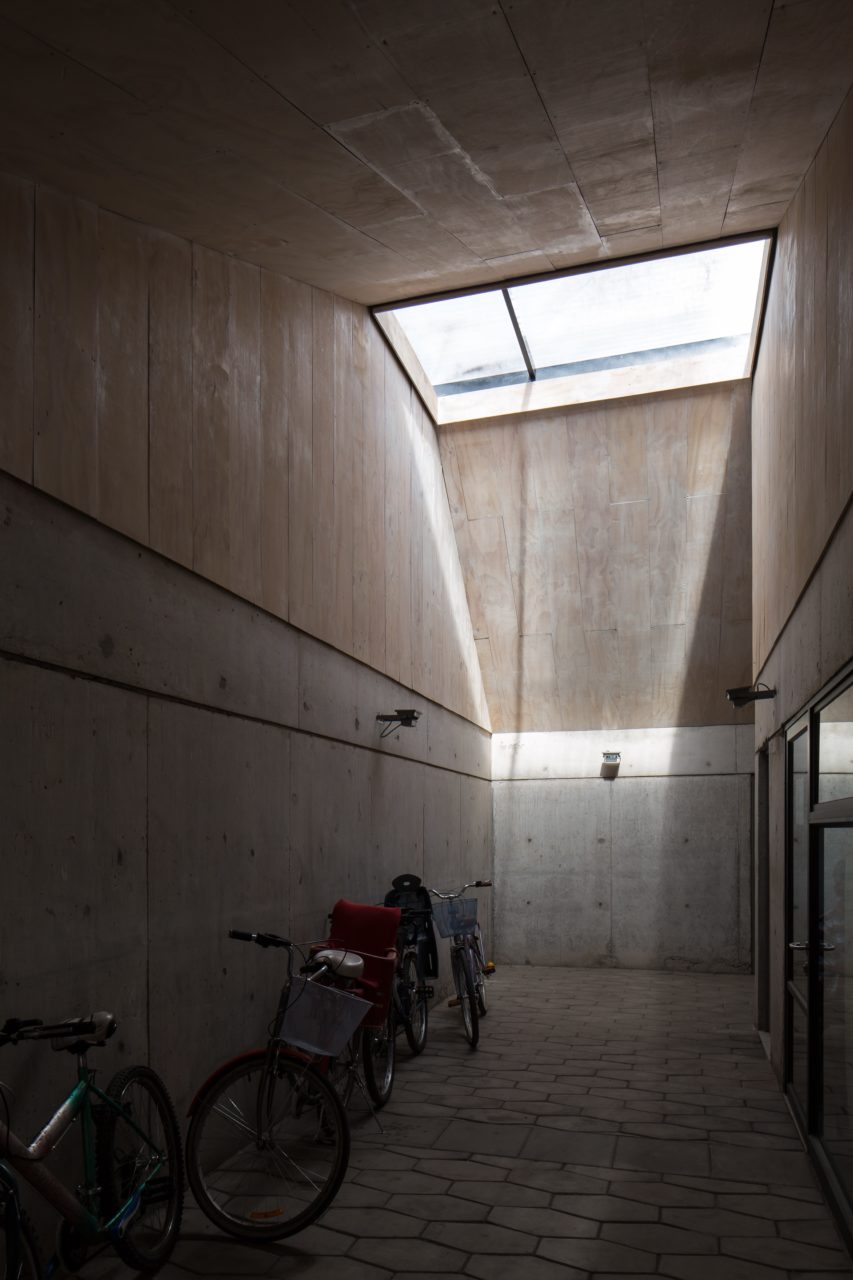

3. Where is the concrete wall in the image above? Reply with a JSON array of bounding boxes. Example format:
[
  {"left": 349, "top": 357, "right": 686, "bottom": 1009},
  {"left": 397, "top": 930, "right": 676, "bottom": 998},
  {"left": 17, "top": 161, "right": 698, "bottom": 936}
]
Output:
[
  {"left": 751, "top": 87, "right": 853, "bottom": 678},
  {"left": 0, "top": 474, "right": 491, "bottom": 1134},
  {"left": 493, "top": 726, "right": 753, "bottom": 972}
]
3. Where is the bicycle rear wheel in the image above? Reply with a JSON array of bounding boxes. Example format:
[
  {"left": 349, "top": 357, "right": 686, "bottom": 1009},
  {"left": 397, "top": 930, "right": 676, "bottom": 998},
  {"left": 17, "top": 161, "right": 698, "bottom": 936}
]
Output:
[
  {"left": 451, "top": 946, "right": 479, "bottom": 1049},
  {"left": 186, "top": 1051, "right": 348, "bottom": 1240},
  {"left": 97, "top": 1065, "right": 183, "bottom": 1272},
  {"left": 326, "top": 1039, "right": 358, "bottom": 1108},
  {"left": 401, "top": 951, "right": 428, "bottom": 1055},
  {"left": 362, "top": 1011, "right": 395, "bottom": 1107}
]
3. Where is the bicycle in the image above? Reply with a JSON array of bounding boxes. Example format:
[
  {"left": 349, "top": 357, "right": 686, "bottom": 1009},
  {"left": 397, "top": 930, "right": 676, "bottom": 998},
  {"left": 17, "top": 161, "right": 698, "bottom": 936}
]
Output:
[
  {"left": 429, "top": 880, "right": 494, "bottom": 1050},
  {"left": 384, "top": 874, "right": 437, "bottom": 1056},
  {"left": 185, "top": 928, "right": 368, "bottom": 1241},
  {"left": 313, "top": 900, "right": 400, "bottom": 1110},
  {"left": 0, "top": 1011, "right": 183, "bottom": 1277}
]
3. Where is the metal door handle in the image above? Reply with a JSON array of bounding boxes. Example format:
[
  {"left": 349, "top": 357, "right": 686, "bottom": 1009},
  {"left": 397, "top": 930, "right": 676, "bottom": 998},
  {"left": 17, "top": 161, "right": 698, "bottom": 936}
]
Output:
[
  {"left": 820, "top": 944, "right": 836, "bottom": 952},
  {"left": 789, "top": 941, "right": 808, "bottom": 950}
]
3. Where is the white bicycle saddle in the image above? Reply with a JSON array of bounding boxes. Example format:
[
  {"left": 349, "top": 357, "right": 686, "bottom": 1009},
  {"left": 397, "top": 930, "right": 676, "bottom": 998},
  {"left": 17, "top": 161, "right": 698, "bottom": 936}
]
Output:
[{"left": 312, "top": 949, "right": 364, "bottom": 981}]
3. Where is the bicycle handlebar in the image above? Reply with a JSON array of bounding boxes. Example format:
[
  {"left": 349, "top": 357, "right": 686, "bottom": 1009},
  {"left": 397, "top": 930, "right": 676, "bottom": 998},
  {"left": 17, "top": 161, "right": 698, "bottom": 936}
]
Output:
[
  {"left": 428, "top": 879, "right": 493, "bottom": 899},
  {"left": 229, "top": 929, "right": 291, "bottom": 949}
]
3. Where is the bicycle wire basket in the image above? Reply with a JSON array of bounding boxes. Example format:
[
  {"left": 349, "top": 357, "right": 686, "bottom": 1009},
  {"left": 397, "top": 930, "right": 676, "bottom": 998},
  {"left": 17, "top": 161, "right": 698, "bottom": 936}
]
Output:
[
  {"left": 281, "top": 976, "right": 372, "bottom": 1057},
  {"left": 432, "top": 897, "right": 478, "bottom": 939}
]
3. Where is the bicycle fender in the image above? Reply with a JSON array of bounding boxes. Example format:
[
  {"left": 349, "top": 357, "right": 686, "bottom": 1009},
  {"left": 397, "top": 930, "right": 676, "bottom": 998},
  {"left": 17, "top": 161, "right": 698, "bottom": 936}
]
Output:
[{"left": 186, "top": 1046, "right": 313, "bottom": 1116}]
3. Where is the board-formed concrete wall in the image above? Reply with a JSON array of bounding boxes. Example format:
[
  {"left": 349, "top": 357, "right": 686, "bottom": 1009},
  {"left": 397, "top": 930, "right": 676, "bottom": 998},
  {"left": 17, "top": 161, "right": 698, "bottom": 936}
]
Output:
[
  {"left": 0, "top": 171, "right": 490, "bottom": 732},
  {"left": 493, "top": 726, "right": 752, "bottom": 972},
  {"left": 0, "top": 474, "right": 491, "bottom": 1128}
]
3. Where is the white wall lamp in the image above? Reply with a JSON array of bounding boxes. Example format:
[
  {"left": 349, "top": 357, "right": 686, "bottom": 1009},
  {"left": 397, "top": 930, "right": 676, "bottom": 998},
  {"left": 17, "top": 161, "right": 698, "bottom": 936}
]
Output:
[
  {"left": 601, "top": 751, "right": 621, "bottom": 780},
  {"left": 376, "top": 709, "right": 422, "bottom": 739}
]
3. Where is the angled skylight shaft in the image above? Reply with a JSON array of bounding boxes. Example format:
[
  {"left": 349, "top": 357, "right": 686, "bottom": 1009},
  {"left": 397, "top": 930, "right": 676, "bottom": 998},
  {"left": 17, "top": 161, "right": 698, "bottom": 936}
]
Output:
[{"left": 376, "top": 235, "right": 772, "bottom": 425}]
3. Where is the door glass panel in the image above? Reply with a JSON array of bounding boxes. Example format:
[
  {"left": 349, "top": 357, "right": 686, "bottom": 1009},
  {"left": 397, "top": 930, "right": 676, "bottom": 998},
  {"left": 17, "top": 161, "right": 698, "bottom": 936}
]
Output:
[
  {"left": 821, "top": 827, "right": 853, "bottom": 1193},
  {"left": 790, "top": 732, "right": 809, "bottom": 998},
  {"left": 791, "top": 999, "right": 809, "bottom": 1112},
  {"left": 819, "top": 685, "right": 853, "bottom": 803}
]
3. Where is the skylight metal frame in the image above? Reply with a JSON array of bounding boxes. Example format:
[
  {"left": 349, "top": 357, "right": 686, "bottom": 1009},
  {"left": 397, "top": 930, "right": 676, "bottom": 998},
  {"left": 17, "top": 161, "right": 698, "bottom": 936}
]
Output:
[{"left": 372, "top": 230, "right": 776, "bottom": 420}]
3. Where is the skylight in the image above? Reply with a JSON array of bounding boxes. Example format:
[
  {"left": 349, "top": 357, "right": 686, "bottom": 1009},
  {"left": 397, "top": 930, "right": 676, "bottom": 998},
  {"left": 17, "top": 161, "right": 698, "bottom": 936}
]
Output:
[{"left": 375, "top": 236, "right": 772, "bottom": 425}]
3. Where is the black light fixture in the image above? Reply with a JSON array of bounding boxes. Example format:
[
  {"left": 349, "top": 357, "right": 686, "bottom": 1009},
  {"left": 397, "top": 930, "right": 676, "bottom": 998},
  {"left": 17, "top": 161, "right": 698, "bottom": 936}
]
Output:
[
  {"left": 725, "top": 683, "right": 776, "bottom": 709},
  {"left": 376, "top": 709, "right": 422, "bottom": 738}
]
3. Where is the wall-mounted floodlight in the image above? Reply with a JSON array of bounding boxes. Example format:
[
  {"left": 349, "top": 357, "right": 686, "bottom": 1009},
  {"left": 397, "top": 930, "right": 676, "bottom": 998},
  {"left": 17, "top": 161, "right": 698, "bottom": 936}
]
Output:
[
  {"left": 376, "top": 709, "right": 422, "bottom": 739},
  {"left": 601, "top": 751, "right": 621, "bottom": 780},
  {"left": 726, "top": 684, "right": 776, "bottom": 709}
]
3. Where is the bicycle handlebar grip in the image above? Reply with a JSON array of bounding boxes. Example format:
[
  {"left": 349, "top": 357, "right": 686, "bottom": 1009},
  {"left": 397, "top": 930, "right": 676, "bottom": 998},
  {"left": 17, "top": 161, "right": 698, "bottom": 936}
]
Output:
[
  {"left": 1, "top": 1017, "right": 44, "bottom": 1036},
  {"left": 229, "top": 929, "right": 291, "bottom": 948},
  {"left": 475, "top": 879, "right": 493, "bottom": 887}
]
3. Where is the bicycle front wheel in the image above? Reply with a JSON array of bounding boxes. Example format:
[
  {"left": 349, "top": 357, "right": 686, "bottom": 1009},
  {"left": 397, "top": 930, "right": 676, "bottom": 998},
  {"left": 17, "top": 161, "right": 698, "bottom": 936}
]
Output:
[
  {"left": 0, "top": 1202, "right": 42, "bottom": 1280},
  {"left": 97, "top": 1065, "right": 184, "bottom": 1272},
  {"left": 186, "top": 1052, "right": 348, "bottom": 1241},
  {"left": 402, "top": 951, "right": 428, "bottom": 1055},
  {"left": 473, "top": 934, "right": 488, "bottom": 1018},
  {"left": 451, "top": 946, "right": 479, "bottom": 1049}
]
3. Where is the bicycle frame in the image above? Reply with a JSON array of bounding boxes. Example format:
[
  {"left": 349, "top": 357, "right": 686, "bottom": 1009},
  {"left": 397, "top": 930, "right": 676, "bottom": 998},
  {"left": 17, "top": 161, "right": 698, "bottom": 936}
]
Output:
[{"left": 1, "top": 1055, "right": 169, "bottom": 1243}]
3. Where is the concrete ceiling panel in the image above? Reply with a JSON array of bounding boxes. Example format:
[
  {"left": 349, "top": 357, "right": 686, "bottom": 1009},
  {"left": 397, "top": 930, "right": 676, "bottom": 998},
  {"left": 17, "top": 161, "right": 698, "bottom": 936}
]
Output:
[{"left": 0, "top": 0, "right": 849, "bottom": 302}]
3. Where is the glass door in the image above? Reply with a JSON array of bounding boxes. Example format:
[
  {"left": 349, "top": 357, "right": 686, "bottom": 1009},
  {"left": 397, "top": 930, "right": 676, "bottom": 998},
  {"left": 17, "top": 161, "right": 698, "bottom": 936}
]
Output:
[
  {"left": 786, "top": 723, "right": 811, "bottom": 1122},
  {"left": 785, "top": 673, "right": 853, "bottom": 1242},
  {"left": 820, "top": 825, "right": 853, "bottom": 1190},
  {"left": 815, "top": 683, "right": 853, "bottom": 1206}
]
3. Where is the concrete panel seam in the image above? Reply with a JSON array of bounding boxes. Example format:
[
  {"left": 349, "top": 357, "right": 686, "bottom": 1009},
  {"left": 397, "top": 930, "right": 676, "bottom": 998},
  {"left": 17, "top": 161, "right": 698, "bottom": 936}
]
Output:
[{"left": 0, "top": 646, "right": 491, "bottom": 783}]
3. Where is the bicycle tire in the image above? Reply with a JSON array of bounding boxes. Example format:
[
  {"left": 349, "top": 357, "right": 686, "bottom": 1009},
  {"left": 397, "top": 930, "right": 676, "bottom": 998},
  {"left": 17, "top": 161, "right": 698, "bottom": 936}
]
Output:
[
  {"left": 96, "top": 1065, "right": 184, "bottom": 1272},
  {"left": 361, "top": 1012, "right": 395, "bottom": 1108},
  {"left": 0, "top": 1199, "right": 42, "bottom": 1280},
  {"left": 451, "top": 946, "right": 479, "bottom": 1049},
  {"left": 186, "top": 1051, "right": 348, "bottom": 1241},
  {"left": 401, "top": 951, "right": 428, "bottom": 1055},
  {"left": 473, "top": 935, "right": 488, "bottom": 1018}
]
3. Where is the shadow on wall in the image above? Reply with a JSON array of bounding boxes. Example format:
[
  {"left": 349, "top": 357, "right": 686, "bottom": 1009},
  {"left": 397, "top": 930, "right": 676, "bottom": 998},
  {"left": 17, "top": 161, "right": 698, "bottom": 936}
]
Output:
[
  {"left": 0, "top": 472, "right": 492, "bottom": 1251},
  {"left": 624, "top": 470, "right": 753, "bottom": 974}
]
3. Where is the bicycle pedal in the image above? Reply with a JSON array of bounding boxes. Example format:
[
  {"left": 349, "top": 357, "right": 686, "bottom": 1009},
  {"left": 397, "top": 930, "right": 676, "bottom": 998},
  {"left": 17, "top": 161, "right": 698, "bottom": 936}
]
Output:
[
  {"left": 447, "top": 996, "right": 461, "bottom": 1008},
  {"left": 421, "top": 986, "right": 434, "bottom": 1000},
  {"left": 484, "top": 961, "right": 496, "bottom": 975}
]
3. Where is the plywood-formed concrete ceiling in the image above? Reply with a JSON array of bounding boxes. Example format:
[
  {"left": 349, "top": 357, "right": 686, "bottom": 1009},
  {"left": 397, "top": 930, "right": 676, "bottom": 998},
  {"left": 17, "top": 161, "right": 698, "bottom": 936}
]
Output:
[{"left": 1, "top": 0, "right": 852, "bottom": 305}]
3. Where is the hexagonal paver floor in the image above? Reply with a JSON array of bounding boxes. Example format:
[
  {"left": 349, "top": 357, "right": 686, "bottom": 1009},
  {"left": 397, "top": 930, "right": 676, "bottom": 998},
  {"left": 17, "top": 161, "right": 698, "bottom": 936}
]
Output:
[{"left": 95, "top": 967, "right": 853, "bottom": 1278}]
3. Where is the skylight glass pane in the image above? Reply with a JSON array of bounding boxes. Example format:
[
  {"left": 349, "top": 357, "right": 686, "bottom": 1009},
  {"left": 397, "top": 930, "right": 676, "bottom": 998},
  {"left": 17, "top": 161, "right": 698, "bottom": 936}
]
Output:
[
  {"left": 376, "top": 235, "right": 771, "bottom": 423},
  {"left": 508, "top": 240, "right": 766, "bottom": 380},
  {"left": 390, "top": 291, "right": 526, "bottom": 389}
]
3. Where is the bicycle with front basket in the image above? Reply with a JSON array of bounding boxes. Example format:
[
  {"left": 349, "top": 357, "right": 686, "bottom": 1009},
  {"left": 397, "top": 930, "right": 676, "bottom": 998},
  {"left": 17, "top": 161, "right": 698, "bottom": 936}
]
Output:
[
  {"left": 185, "top": 928, "right": 376, "bottom": 1241},
  {"left": 429, "top": 880, "right": 494, "bottom": 1050},
  {"left": 0, "top": 1011, "right": 183, "bottom": 1277}
]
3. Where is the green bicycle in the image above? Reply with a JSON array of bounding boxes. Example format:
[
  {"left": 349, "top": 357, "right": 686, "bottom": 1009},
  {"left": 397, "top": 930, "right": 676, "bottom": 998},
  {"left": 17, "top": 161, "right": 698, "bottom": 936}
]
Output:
[{"left": 0, "top": 1012, "right": 183, "bottom": 1277}]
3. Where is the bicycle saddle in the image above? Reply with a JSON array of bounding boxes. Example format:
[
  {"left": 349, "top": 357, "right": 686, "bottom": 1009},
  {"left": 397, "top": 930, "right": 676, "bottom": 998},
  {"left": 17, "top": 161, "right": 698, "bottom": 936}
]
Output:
[
  {"left": 311, "top": 949, "right": 365, "bottom": 981},
  {"left": 50, "top": 1011, "right": 116, "bottom": 1052}
]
